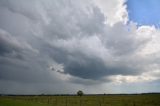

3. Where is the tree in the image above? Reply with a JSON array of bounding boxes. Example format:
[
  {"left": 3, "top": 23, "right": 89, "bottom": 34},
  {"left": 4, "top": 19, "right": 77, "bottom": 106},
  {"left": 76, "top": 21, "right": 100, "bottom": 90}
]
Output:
[{"left": 77, "top": 90, "right": 83, "bottom": 96}]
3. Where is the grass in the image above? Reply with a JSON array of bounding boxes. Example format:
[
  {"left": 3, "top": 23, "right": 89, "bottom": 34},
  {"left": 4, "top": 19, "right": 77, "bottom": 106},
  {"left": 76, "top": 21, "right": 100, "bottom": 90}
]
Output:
[
  {"left": 0, "top": 94, "right": 160, "bottom": 106},
  {"left": 0, "top": 98, "right": 52, "bottom": 106}
]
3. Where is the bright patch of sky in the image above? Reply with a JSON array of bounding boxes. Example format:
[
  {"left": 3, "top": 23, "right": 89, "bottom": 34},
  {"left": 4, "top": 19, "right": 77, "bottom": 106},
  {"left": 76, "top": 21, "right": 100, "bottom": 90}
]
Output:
[{"left": 127, "top": 0, "right": 160, "bottom": 27}]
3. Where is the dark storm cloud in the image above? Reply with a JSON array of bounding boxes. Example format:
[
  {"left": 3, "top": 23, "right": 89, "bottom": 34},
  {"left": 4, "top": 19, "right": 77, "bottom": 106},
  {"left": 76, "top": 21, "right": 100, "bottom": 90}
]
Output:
[
  {"left": 0, "top": 30, "right": 20, "bottom": 56},
  {"left": 0, "top": 0, "right": 147, "bottom": 81},
  {"left": 53, "top": 51, "right": 139, "bottom": 79},
  {"left": 39, "top": 39, "right": 142, "bottom": 80},
  {"left": 0, "top": 29, "right": 59, "bottom": 84},
  {"left": 64, "top": 58, "right": 137, "bottom": 79},
  {"left": 0, "top": 0, "right": 160, "bottom": 94}
]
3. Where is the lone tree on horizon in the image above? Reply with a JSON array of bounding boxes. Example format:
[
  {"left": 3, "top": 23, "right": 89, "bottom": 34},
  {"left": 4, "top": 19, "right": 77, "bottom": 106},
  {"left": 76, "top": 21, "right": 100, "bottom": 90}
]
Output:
[{"left": 77, "top": 90, "right": 83, "bottom": 96}]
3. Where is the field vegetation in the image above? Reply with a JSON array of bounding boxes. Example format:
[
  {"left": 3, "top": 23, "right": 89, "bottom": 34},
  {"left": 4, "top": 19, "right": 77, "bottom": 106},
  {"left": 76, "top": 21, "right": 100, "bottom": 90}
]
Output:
[{"left": 0, "top": 93, "right": 160, "bottom": 106}]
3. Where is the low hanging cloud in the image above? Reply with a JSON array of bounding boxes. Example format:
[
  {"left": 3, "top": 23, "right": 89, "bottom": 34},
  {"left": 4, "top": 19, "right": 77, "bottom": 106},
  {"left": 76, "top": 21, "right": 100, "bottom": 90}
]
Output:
[{"left": 0, "top": 0, "right": 160, "bottom": 94}]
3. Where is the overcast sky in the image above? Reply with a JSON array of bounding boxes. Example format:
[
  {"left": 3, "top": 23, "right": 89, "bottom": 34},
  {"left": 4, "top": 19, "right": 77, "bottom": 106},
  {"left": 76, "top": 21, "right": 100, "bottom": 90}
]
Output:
[{"left": 0, "top": 0, "right": 160, "bottom": 94}]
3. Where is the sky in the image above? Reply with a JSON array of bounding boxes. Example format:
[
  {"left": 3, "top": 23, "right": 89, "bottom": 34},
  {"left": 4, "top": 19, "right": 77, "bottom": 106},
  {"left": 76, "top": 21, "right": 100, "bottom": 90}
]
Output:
[
  {"left": 127, "top": 0, "right": 160, "bottom": 27},
  {"left": 0, "top": 0, "right": 160, "bottom": 94}
]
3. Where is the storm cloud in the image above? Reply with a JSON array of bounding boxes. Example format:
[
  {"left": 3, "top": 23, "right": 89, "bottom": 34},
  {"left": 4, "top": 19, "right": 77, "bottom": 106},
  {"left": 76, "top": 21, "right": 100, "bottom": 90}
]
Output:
[{"left": 0, "top": 0, "right": 160, "bottom": 94}]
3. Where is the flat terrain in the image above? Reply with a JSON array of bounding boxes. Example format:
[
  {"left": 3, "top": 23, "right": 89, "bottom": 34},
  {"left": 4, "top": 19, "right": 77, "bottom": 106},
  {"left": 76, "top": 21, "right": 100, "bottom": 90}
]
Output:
[{"left": 0, "top": 94, "right": 160, "bottom": 106}]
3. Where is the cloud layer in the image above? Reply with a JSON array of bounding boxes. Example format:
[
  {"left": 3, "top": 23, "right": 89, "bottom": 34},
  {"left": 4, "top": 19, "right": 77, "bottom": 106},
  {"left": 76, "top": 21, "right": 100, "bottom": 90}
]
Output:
[{"left": 0, "top": 0, "right": 160, "bottom": 94}]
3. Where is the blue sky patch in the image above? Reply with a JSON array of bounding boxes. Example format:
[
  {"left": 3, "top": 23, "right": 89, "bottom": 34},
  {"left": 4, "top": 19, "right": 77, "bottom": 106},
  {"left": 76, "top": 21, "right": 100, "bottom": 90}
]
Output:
[{"left": 126, "top": 0, "right": 160, "bottom": 27}]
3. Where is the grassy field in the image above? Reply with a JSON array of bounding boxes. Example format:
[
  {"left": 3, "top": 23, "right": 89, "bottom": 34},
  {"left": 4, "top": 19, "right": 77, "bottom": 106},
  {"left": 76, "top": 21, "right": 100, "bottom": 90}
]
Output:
[
  {"left": 0, "top": 98, "right": 52, "bottom": 106},
  {"left": 0, "top": 94, "right": 160, "bottom": 106}
]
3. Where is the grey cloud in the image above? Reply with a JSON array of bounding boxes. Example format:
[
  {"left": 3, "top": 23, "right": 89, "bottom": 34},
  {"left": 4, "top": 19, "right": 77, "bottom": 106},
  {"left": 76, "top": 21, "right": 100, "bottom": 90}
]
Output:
[
  {"left": 77, "top": 6, "right": 105, "bottom": 35},
  {"left": 0, "top": 29, "right": 22, "bottom": 56},
  {"left": 0, "top": 29, "right": 57, "bottom": 84},
  {"left": 69, "top": 77, "right": 102, "bottom": 85},
  {"left": 41, "top": 1, "right": 105, "bottom": 41},
  {"left": 0, "top": 0, "right": 40, "bottom": 21},
  {"left": 0, "top": 0, "right": 145, "bottom": 80},
  {"left": 45, "top": 45, "right": 141, "bottom": 80},
  {"left": 0, "top": 0, "right": 145, "bottom": 81},
  {"left": 0, "top": 0, "right": 160, "bottom": 94},
  {"left": 102, "top": 23, "right": 150, "bottom": 56},
  {"left": 63, "top": 55, "right": 137, "bottom": 79}
]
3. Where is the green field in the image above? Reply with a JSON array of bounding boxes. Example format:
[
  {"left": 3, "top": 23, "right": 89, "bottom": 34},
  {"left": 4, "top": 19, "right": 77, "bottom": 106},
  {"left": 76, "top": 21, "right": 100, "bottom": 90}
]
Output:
[{"left": 0, "top": 94, "right": 160, "bottom": 106}]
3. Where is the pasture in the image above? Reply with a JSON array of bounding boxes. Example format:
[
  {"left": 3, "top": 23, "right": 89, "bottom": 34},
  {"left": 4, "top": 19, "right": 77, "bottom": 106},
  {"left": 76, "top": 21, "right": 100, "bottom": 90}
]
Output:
[{"left": 0, "top": 94, "right": 160, "bottom": 106}]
